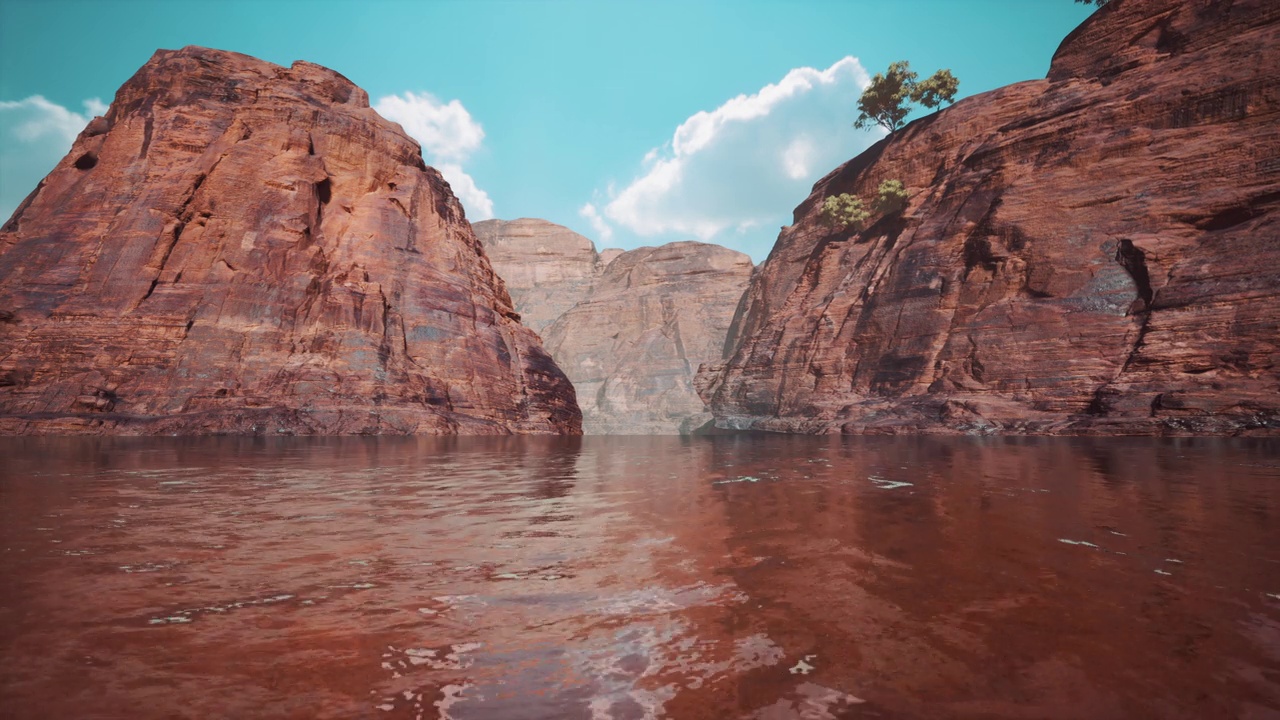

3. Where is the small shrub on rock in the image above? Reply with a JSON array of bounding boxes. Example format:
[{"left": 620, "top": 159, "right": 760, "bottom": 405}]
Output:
[
  {"left": 820, "top": 194, "right": 869, "bottom": 231},
  {"left": 874, "top": 179, "right": 909, "bottom": 215}
]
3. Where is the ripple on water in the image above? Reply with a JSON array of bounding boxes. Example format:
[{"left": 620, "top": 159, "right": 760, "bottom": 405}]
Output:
[
  {"left": 145, "top": 593, "right": 296, "bottom": 626},
  {"left": 0, "top": 436, "right": 1277, "bottom": 719},
  {"left": 750, "top": 682, "right": 866, "bottom": 719}
]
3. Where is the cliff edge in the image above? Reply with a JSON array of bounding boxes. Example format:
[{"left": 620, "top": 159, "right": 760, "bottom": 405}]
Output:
[
  {"left": 699, "top": 0, "right": 1280, "bottom": 435},
  {"left": 0, "top": 47, "right": 581, "bottom": 435}
]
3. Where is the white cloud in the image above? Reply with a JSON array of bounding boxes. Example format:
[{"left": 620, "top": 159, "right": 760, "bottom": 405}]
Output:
[
  {"left": 1, "top": 96, "right": 101, "bottom": 144},
  {"left": 84, "top": 98, "right": 109, "bottom": 118},
  {"left": 435, "top": 162, "right": 493, "bottom": 220},
  {"left": 374, "top": 91, "right": 494, "bottom": 220},
  {"left": 782, "top": 135, "right": 816, "bottom": 180},
  {"left": 601, "top": 56, "right": 883, "bottom": 255},
  {"left": 0, "top": 96, "right": 106, "bottom": 224},
  {"left": 374, "top": 92, "right": 483, "bottom": 161},
  {"left": 578, "top": 202, "right": 614, "bottom": 243}
]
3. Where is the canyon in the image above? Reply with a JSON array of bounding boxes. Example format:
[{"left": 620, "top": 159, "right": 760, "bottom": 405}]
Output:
[
  {"left": 3, "top": 0, "right": 1276, "bottom": 439},
  {"left": 699, "top": 0, "right": 1280, "bottom": 435}
]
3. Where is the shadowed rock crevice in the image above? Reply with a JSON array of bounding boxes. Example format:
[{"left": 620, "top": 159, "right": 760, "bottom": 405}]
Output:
[
  {"left": 140, "top": 115, "right": 154, "bottom": 158},
  {"left": 1111, "top": 238, "right": 1157, "bottom": 384},
  {"left": 1193, "top": 191, "right": 1280, "bottom": 232},
  {"left": 1115, "top": 238, "right": 1154, "bottom": 310}
]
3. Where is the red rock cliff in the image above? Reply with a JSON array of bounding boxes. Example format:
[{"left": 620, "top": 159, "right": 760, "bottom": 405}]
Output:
[
  {"left": 699, "top": 0, "right": 1280, "bottom": 435},
  {"left": 0, "top": 46, "right": 581, "bottom": 435}
]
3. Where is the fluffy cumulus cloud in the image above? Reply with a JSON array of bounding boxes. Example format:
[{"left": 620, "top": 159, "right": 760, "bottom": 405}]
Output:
[
  {"left": 0, "top": 96, "right": 107, "bottom": 223},
  {"left": 597, "top": 57, "right": 883, "bottom": 258},
  {"left": 578, "top": 202, "right": 614, "bottom": 244},
  {"left": 374, "top": 92, "right": 494, "bottom": 219}
]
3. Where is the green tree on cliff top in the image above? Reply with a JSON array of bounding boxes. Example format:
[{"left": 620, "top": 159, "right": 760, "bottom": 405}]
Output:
[{"left": 855, "top": 61, "right": 959, "bottom": 135}]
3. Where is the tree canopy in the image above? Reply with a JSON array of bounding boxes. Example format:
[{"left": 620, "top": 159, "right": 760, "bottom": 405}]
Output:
[
  {"left": 855, "top": 62, "right": 959, "bottom": 135},
  {"left": 912, "top": 70, "right": 959, "bottom": 111}
]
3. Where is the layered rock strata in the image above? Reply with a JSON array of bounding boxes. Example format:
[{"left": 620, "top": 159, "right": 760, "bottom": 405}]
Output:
[
  {"left": 542, "top": 242, "right": 753, "bottom": 434},
  {"left": 0, "top": 46, "right": 581, "bottom": 435},
  {"left": 471, "top": 218, "right": 614, "bottom": 334},
  {"left": 699, "top": 0, "right": 1280, "bottom": 435},
  {"left": 477, "top": 221, "right": 752, "bottom": 434}
]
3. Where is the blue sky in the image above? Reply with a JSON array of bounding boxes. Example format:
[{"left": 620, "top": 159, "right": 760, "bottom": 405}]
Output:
[{"left": 0, "top": 0, "right": 1095, "bottom": 260}]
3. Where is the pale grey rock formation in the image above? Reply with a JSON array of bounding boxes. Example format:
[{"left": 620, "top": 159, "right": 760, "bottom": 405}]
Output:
[{"left": 477, "top": 220, "right": 752, "bottom": 434}]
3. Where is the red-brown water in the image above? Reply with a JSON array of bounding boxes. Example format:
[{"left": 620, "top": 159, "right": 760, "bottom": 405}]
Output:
[{"left": 1, "top": 436, "right": 1278, "bottom": 719}]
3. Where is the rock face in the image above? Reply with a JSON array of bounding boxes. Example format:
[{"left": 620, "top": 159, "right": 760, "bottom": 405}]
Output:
[
  {"left": 476, "top": 220, "right": 753, "bottom": 434},
  {"left": 543, "top": 242, "right": 753, "bottom": 434},
  {"left": 0, "top": 46, "right": 581, "bottom": 435},
  {"left": 699, "top": 0, "right": 1280, "bottom": 435},
  {"left": 471, "top": 218, "right": 612, "bottom": 334}
]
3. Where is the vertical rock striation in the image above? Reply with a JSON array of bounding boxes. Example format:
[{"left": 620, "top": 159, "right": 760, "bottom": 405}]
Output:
[
  {"left": 472, "top": 218, "right": 609, "bottom": 334},
  {"left": 542, "top": 242, "right": 754, "bottom": 434},
  {"left": 477, "top": 220, "right": 753, "bottom": 434},
  {"left": 699, "top": 0, "right": 1280, "bottom": 435},
  {"left": 0, "top": 46, "right": 581, "bottom": 435}
]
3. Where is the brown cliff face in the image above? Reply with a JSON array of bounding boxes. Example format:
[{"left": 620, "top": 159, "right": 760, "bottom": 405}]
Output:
[
  {"left": 0, "top": 47, "right": 581, "bottom": 435},
  {"left": 700, "top": 0, "right": 1280, "bottom": 435},
  {"left": 544, "top": 242, "right": 753, "bottom": 434},
  {"left": 471, "top": 218, "right": 608, "bottom": 334}
]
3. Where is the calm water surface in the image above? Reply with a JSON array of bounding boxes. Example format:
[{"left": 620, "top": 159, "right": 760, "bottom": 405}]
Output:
[{"left": 1, "top": 436, "right": 1278, "bottom": 719}]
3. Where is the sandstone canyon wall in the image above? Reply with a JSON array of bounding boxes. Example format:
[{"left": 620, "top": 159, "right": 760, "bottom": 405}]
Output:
[
  {"left": 472, "top": 218, "right": 611, "bottom": 334},
  {"left": 543, "top": 242, "right": 753, "bottom": 434},
  {"left": 699, "top": 0, "right": 1279, "bottom": 435},
  {"left": 0, "top": 47, "right": 581, "bottom": 435},
  {"left": 477, "top": 220, "right": 753, "bottom": 434}
]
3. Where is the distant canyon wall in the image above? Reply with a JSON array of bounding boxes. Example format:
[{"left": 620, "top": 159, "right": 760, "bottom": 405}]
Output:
[
  {"left": 0, "top": 47, "right": 581, "bottom": 435},
  {"left": 698, "top": 0, "right": 1280, "bottom": 435},
  {"left": 476, "top": 219, "right": 752, "bottom": 434},
  {"left": 473, "top": 219, "right": 608, "bottom": 335}
]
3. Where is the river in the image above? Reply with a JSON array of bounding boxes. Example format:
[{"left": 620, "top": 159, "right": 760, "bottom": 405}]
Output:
[{"left": 1, "top": 436, "right": 1278, "bottom": 719}]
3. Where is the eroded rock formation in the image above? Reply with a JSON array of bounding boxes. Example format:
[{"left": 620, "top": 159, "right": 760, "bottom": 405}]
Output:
[
  {"left": 477, "top": 221, "right": 752, "bottom": 434},
  {"left": 472, "top": 218, "right": 612, "bottom": 334},
  {"left": 699, "top": 0, "right": 1280, "bottom": 435},
  {"left": 0, "top": 46, "right": 581, "bottom": 435},
  {"left": 543, "top": 242, "right": 753, "bottom": 434}
]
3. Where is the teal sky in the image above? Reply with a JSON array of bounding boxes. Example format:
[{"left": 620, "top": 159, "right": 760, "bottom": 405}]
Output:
[{"left": 0, "top": 0, "right": 1096, "bottom": 260}]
